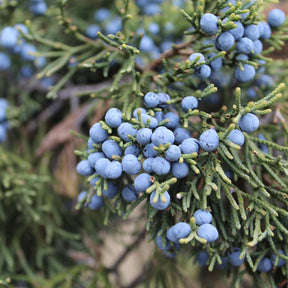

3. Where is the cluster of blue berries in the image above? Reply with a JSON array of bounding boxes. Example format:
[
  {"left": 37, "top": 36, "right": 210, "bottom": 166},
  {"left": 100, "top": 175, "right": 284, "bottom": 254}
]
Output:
[
  {"left": 226, "top": 113, "right": 260, "bottom": 148},
  {"left": 193, "top": 209, "right": 218, "bottom": 243},
  {"left": 76, "top": 91, "right": 224, "bottom": 212},
  {"left": 197, "top": 247, "right": 286, "bottom": 272},
  {"left": 76, "top": 89, "right": 264, "bottom": 260},
  {"left": 0, "top": 99, "right": 9, "bottom": 143},
  {"left": 0, "top": 24, "right": 46, "bottom": 78},
  {"left": 188, "top": 52, "right": 222, "bottom": 81},
  {"left": 197, "top": 8, "right": 286, "bottom": 83},
  {"left": 156, "top": 209, "right": 219, "bottom": 258}
]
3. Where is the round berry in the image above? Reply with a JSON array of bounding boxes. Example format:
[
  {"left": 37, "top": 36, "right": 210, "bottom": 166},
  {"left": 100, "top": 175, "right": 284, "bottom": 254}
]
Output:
[
  {"left": 86, "top": 24, "right": 100, "bottom": 39},
  {"left": 102, "top": 139, "right": 122, "bottom": 159},
  {"left": 195, "top": 64, "right": 211, "bottom": 80},
  {"left": 102, "top": 181, "right": 118, "bottom": 198},
  {"left": 117, "top": 122, "right": 137, "bottom": 142},
  {"left": 88, "top": 152, "right": 105, "bottom": 168},
  {"left": 199, "top": 129, "right": 219, "bottom": 152},
  {"left": 215, "top": 32, "right": 235, "bottom": 51},
  {"left": 193, "top": 209, "right": 213, "bottom": 225},
  {"left": 95, "top": 158, "right": 110, "bottom": 178},
  {"left": 89, "top": 122, "right": 108, "bottom": 143},
  {"left": 236, "top": 37, "right": 254, "bottom": 54},
  {"left": 180, "top": 138, "right": 199, "bottom": 154},
  {"left": 122, "top": 185, "right": 139, "bottom": 202},
  {"left": 105, "top": 16, "right": 122, "bottom": 34},
  {"left": 0, "top": 27, "right": 18, "bottom": 48},
  {"left": 257, "top": 257, "right": 272, "bottom": 272},
  {"left": 181, "top": 96, "right": 198, "bottom": 113},
  {"left": 174, "top": 128, "right": 190, "bottom": 144},
  {"left": 229, "top": 22, "right": 244, "bottom": 40},
  {"left": 188, "top": 53, "right": 205, "bottom": 64},
  {"left": 228, "top": 247, "right": 245, "bottom": 266},
  {"left": 200, "top": 13, "right": 219, "bottom": 36},
  {"left": 157, "top": 93, "right": 171, "bottom": 108},
  {"left": 197, "top": 224, "right": 219, "bottom": 243},
  {"left": 236, "top": 54, "right": 249, "bottom": 61},
  {"left": 267, "top": 9, "right": 286, "bottom": 28},
  {"left": 150, "top": 191, "right": 170, "bottom": 210},
  {"left": 136, "top": 128, "right": 152, "bottom": 145},
  {"left": 141, "top": 114, "right": 159, "bottom": 129},
  {"left": 124, "top": 144, "right": 141, "bottom": 156},
  {"left": 94, "top": 8, "right": 111, "bottom": 22},
  {"left": 238, "top": 113, "right": 259, "bottom": 133},
  {"left": 76, "top": 160, "right": 94, "bottom": 176},
  {"left": 165, "top": 145, "right": 181, "bottom": 162},
  {"left": 164, "top": 112, "right": 180, "bottom": 129},
  {"left": 88, "top": 194, "right": 104, "bottom": 210},
  {"left": 152, "top": 126, "right": 175, "bottom": 146},
  {"left": 207, "top": 53, "right": 222, "bottom": 71},
  {"left": 148, "top": 22, "right": 160, "bottom": 34},
  {"left": 105, "top": 161, "right": 123, "bottom": 179},
  {"left": 227, "top": 129, "right": 245, "bottom": 146},
  {"left": 142, "top": 3, "right": 161, "bottom": 15},
  {"left": 152, "top": 156, "right": 171, "bottom": 175},
  {"left": 234, "top": 64, "right": 255, "bottom": 83},
  {"left": 142, "top": 158, "right": 154, "bottom": 173},
  {"left": 258, "top": 22, "right": 271, "bottom": 39},
  {"left": 244, "top": 24, "right": 260, "bottom": 41},
  {"left": 144, "top": 92, "right": 159, "bottom": 108},
  {"left": 134, "top": 173, "right": 153, "bottom": 192},
  {"left": 139, "top": 35, "right": 156, "bottom": 52},
  {"left": 143, "top": 143, "right": 158, "bottom": 158},
  {"left": 122, "top": 154, "right": 141, "bottom": 175},
  {"left": 167, "top": 222, "right": 191, "bottom": 243},
  {"left": 172, "top": 162, "right": 189, "bottom": 178},
  {"left": 105, "top": 108, "right": 122, "bottom": 128},
  {"left": 252, "top": 40, "right": 263, "bottom": 55},
  {"left": 156, "top": 235, "right": 172, "bottom": 251}
]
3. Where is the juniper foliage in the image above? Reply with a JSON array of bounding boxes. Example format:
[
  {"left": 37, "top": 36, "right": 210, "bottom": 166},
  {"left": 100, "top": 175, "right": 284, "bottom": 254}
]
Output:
[{"left": 1, "top": 0, "right": 288, "bottom": 287}]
